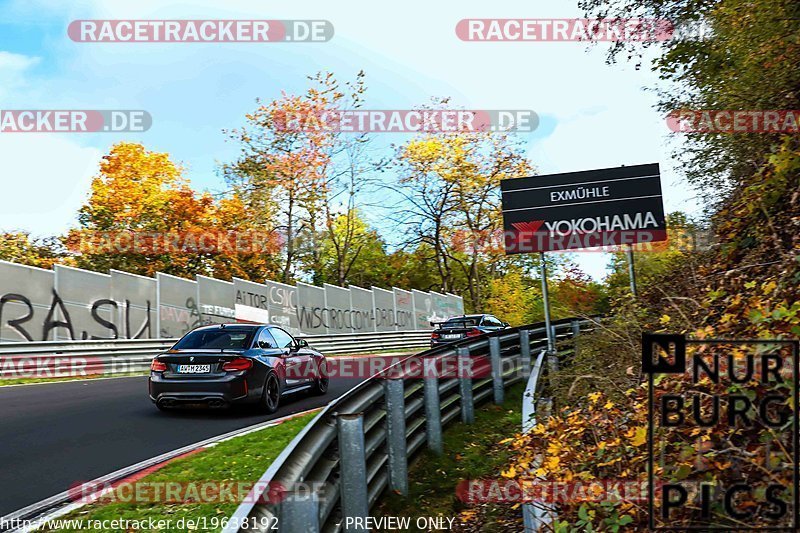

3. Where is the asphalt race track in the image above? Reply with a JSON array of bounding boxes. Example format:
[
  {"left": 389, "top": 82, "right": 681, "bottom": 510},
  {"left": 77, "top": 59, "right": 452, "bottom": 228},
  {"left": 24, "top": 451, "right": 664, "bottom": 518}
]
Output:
[{"left": 0, "top": 375, "right": 365, "bottom": 516}]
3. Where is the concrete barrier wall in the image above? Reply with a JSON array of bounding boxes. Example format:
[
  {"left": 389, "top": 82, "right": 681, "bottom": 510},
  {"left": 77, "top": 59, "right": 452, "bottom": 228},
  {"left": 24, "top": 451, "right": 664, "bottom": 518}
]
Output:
[
  {"left": 0, "top": 259, "right": 466, "bottom": 342},
  {"left": 155, "top": 272, "right": 199, "bottom": 339}
]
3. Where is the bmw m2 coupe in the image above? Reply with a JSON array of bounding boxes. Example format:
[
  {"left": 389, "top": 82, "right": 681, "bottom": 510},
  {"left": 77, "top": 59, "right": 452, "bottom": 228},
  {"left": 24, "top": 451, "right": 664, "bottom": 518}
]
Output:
[
  {"left": 430, "top": 314, "right": 509, "bottom": 347},
  {"left": 149, "top": 323, "right": 328, "bottom": 413}
]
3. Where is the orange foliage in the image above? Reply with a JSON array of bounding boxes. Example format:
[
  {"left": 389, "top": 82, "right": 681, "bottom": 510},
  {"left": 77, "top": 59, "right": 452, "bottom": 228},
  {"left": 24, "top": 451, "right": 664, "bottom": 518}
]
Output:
[{"left": 67, "top": 142, "right": 280, "bottom": 281}]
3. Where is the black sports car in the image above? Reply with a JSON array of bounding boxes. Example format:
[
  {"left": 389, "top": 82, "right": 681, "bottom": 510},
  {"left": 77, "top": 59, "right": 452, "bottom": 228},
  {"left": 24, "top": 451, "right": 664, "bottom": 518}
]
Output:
[
  {"left": 430, "top": 314, "right": 509, "bottom": 347},
  {"left": 149, "top": 323, "right": 328, "bottom": 413}
]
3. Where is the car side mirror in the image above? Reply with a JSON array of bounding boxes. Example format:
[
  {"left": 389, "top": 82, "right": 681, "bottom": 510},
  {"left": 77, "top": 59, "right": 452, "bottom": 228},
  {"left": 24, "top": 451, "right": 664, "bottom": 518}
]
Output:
[
  {"left": 503, "top": 322, "right": 510, "bottom": 327},
  {"left": 296, "top": 339, "right": 309, "bottom": 348}
]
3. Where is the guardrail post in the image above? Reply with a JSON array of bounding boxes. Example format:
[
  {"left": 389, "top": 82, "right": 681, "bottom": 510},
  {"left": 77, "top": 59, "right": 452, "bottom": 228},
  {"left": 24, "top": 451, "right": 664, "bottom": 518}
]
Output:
[
  {"left": 384, "top": 379, "right": 409, "bottom": 495},
  {"left": 279, "top": 489, "right": 320, "bottom": 533},
  {"left": 545, "top": 326, "right": 559, "bottom": 391},
  {"left": 519, "top": 329, "right": 531, "bottom": 379},
  {"left": 489, "top": 336, "right": 504, "bottom": 405},
  {"left": 547, "top": 351, "right": 559, "bottom": 391},
  {"left": 337, "top": 413, "right": 369, "bottom": 531},
  {"left": 423, "top": 373, "right": 443, "bottom": 454},
  {"left": 538, "top": 397, "right": 553, "bottom": 420},
  {"left": 457, "top": 346, "right": 474, "bottom": 424},
  {"left": 547, "top": 350, "right": 559, "bottom": 372},
  {"left": 571, "top": 319, "right": 580, "bottom": 359}
]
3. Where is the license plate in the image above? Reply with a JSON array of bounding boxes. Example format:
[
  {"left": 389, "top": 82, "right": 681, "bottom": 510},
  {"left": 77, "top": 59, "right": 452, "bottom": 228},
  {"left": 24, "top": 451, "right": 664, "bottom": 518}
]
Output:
[
  {"left": 177, "top": 364, "right": 211, "bottom": 374},
  {"left": 442, "top": 334, "right": 462, "bottom": 340}
]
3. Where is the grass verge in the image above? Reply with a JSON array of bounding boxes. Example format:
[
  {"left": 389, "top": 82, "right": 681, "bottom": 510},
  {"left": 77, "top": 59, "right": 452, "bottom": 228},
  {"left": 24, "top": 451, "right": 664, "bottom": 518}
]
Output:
[
  {"left": 376, "top": 381, "right": 527, "bottom": 532},
  {"left": 0, "top": 372, "right": 148, "bottom": 387},
  {"left": 38, "top": 411, "right": 317, "bottom": 533}
]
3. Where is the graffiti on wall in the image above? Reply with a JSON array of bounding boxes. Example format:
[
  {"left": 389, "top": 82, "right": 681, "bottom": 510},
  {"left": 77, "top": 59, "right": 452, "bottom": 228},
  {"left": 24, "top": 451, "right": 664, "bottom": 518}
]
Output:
[
  {"left": 158, "top": 297, "right": 201, "bottom": 338},
  {"left": 0, "top": 260, "right": 464, "bottom": 342},
  {"left": 0, "top": 290, "right": 151, "bottom": 341}
]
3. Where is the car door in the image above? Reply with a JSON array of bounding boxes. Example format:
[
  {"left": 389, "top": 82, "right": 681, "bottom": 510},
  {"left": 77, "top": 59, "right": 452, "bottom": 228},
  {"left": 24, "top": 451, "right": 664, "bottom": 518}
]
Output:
[
  {"left": 269, "top": 327, "right": 312, "bottom": 388},
  {"left": 254, "top": 327, "right": 283, "bottom": 362}
]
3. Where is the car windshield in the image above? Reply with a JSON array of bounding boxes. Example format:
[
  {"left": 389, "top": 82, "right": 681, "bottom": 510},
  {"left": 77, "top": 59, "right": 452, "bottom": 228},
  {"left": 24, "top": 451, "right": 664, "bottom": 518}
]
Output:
[
  {"left": 173, "top": 328, "right": 255, "bottom": 350},
  {"left": 441, "top": 318, "right": 479, "bottom": 329}
]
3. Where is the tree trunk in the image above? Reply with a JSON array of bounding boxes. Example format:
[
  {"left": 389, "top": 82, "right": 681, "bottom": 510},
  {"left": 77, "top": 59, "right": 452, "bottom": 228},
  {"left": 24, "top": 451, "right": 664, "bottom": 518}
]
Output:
[{"left": 283, "top": 194, "right": 294, "bottom": 284}]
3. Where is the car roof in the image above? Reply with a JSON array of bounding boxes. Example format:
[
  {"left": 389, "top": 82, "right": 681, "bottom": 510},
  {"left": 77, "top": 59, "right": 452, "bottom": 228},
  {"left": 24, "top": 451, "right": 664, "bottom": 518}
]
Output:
[
  {"left": 192, "top": 323, "right": 262, "bottom": 331},
  {"left": 447, "top": 314, "right": 488, "bottom": 319}
]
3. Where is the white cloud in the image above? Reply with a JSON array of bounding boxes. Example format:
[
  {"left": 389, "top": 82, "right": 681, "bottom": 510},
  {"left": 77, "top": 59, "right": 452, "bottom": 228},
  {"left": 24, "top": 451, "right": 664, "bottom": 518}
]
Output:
[
  {"left": 0, "top": 50, "right": 99, "bottom": 237},
  {"left": 0, "top": 134, "right": 100, "bottom": 236},
  {"left": 0, "top": 51, "right": 40, "bottom": 100},
  {"left": 0, "top": 51, "right": 40, "bottom": 71}
]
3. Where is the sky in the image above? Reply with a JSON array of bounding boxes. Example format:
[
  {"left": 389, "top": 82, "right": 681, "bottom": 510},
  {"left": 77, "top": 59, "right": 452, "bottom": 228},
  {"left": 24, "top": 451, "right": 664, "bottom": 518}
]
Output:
[{"left": 0, "top": 0, "right": 702, "bottom": 279}]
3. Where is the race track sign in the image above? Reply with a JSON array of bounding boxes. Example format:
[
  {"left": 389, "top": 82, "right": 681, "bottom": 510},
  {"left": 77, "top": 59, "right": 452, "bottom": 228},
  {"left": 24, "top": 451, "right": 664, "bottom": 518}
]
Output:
[{"left": 501, "top": 163, "right": 667, "bottom": 254}]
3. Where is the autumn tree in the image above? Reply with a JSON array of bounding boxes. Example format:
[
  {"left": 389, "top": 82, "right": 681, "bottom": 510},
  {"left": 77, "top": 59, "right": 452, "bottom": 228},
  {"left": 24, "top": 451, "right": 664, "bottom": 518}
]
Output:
[
  {"left": 391, "top": 137, "right": 458, "bottom": 292},
  {"left": 484, "top": 270, "right": 538, "bottom": 325},
  {"left": 375, "top": 245, "right": 443, "bottom": 293},
  {"left": 449, "top": 132, "right": 533, "bottom": 309},
  {"left": 603, "top": 211, "right": 704, "bottom": 302},
  {"left": 580, "top": 0, "right": 800, "bottom": 194},
  {"left": 0, "top": 233, "right": 68, "bottom": 270},
  {"left": 392, "top": 111, "right": 535, "bottom": 309},
  {"left": 315, "top": 208, "right": 385, "bottom": 286},
  {"left": 550, "top": 263, "right": 608, "bottom": 318},
  {"left": 225, "top": 71, "right": 374, "bottom": 285},
  {"left": 69, "top": 142, "right": 277, "bottom": 280},
  {"left": 320, "top": 111, "right": 384, "bottom": 285}
]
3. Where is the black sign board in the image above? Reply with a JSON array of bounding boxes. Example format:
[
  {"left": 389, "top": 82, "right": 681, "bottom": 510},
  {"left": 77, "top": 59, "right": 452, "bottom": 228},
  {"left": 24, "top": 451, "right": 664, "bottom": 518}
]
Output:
[{"left": 501, "top": 163, "right": 667, "bottom": 254}]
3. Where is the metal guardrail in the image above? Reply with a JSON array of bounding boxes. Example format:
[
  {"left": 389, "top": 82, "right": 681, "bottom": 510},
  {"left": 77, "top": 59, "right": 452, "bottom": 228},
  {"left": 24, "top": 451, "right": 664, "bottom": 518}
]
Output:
[
  {"left": 224, "top": 317, "right": 592, "bottom": 533},
  {"left": 0, "top": 331, "right": 432, "bottom": 378},
  {"left": 522, "top": 347, "right": 556, "bottom": 531}
]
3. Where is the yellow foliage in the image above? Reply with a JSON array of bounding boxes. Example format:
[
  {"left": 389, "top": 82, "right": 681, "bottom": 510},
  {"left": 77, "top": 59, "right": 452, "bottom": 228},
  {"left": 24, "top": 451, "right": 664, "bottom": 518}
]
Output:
[{"left": 70, "top": 142, "right": 280, "bottom": 281}]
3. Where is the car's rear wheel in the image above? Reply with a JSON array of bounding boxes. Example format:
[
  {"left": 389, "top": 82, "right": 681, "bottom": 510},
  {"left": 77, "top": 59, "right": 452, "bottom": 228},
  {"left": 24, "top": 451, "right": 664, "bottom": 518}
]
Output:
[
  {"left": 312, "top": 360, "right": 329, "bottom": 396},
  {"left": 260, "top": 372, "right": 281, "bottom": 414}
]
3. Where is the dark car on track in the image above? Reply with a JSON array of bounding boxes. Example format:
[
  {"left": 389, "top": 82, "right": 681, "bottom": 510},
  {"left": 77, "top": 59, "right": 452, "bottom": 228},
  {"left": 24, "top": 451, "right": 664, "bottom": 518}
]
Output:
[
  {"left": 430, "top": 314, "right": 509, "bottom": 347},
  {"left": 149, "top": 323, "right": 328, "bottom": 413}
]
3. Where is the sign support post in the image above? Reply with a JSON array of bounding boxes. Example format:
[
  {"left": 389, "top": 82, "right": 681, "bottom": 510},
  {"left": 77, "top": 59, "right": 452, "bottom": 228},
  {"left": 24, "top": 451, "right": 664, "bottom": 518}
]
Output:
[
  {"left": 540, "top": 252, "right": 559, "bottom": 389},
  {"left": 501, "top": 163, "right": 667, "bottom": 533},
  {"left": 539, "top": 252, "right": 555, "bottom": 354},
  {"left": 626, "top": 244, "right": 637, "bottom": 297}
]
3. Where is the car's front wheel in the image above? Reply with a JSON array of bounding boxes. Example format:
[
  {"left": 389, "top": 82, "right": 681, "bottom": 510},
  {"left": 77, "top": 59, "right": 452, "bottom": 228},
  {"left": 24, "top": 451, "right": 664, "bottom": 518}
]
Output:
[{"left": 260, "top": 372, "right": 281, "bottom": 414}]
